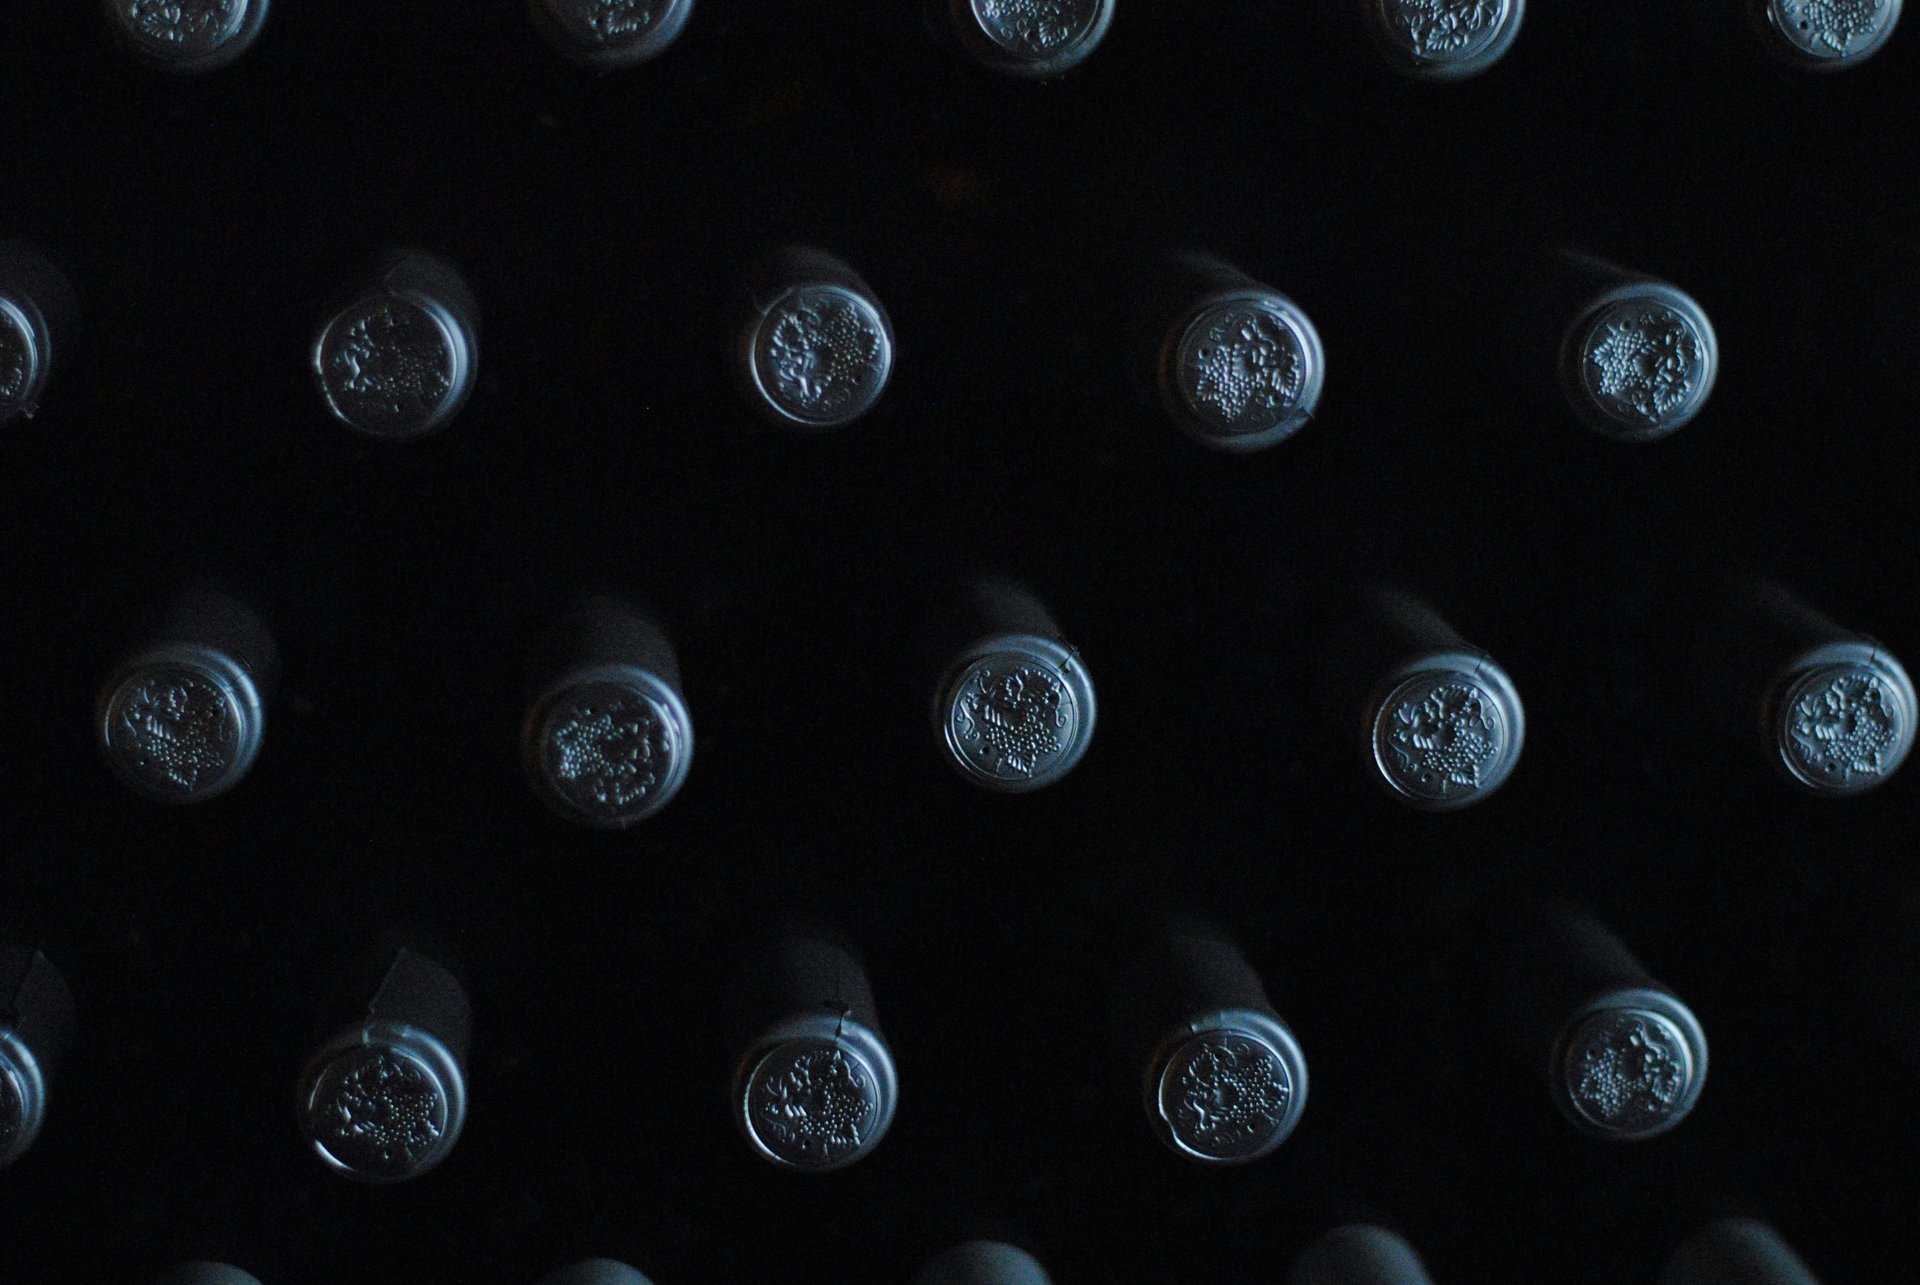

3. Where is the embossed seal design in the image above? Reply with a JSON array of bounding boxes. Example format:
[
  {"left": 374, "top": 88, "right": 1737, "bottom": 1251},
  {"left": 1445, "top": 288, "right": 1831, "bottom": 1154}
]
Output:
[
  {"left": 104, "top": 664, "right": 244, "bottom": 797},
  {"left": 120, "top": 0, "right": 247, "bottom": 51},
  {"left": 1157, "top": 1030, "right": 1295, "bottom": 1162},
  {"left": 306, "top": 1045, "right": 450, "bottom": 1180},
  {"left": 1771, "top": 0, "right": 1896, "bottom": 57},
  {"left": 0, "top": 301, "right": 35, "bottom": 415},
  {"left": 1373, "top": 673, "right": 1511, "bottom": 805},
  {"left": 971, "top": 0, "right": 1101, "bottom": 56},
  {"left": 1562, "top": 1009, "right": 1693, "bottom": 1136},
  {"left": 315, "top": 297, "right": 462, "bottom": 438},
  {"left": 947, "top": 658, "right": 1077, "bottom": 783},
  {"left": 533, "top": 680, "right": 685, "bottom": 824},
  {"left": 1176, "top": 302, "right": 1310, "bottom": 438},
  {"left": 1779, "top": 664, "right": 1911, "bottom": 791},
  {"left": 1379, "top": 0, "right": 1506, "bottom": 59},
  {"left": 1577, "top": 300, "right": 1711, "bottom": 436},
  {"left": 751, "top": 286, "right": 891, "bottom": 427},
  {"left": 745, "top": 1037, "right": 883, "bottom": 1170}
]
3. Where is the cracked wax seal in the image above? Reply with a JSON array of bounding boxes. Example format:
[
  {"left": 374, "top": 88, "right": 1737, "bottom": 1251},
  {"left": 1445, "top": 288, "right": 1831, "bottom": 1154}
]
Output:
[
  {"left": 1562, "top": 281, "right": 1717, "bottom": 442},
  {"left": 1364, "top": 0, "right": 1526, "bottom": 80},
  {"left": 1368, "top": 651, "right": 1524, "bottom": 810},
  {"left": 1758, "top": 0, "right": 1902, "bottom": 68},
  {"left": 104, "top": 0, "right": 271, "bottom": 73},
  {"left": 1768, "top": 641, "right": 1915, "bottom": 797},
  {"left": 1146, "top": 1010, "right": 1308, "bottom": 1164},
  {"left": 1159, "top": 289, "right": 1326, "bottom": 453},
  {"left": 528, "top": 0, "right": 695, "bottom": 69},
  {"left": 951, "top": 0, "right": 1115, "bottom": 77},
  {"left": 98, "top": 644, "right": 265, "bottom": 805},
  {"left": 735, "top": 1013, "right": 897, "bottom": 1172},
  {"left": 298, "top": 1024, "right": 467, "bottom": 1183},
  {"left": 935, "top": 634, "right": 1096, "bottom": 793},
  {"left": 524, "top": 667, "right": 694, "bottom": 829},
  {"left": 1553, "top": 990, "right": 1706, "bottom": 1140}
]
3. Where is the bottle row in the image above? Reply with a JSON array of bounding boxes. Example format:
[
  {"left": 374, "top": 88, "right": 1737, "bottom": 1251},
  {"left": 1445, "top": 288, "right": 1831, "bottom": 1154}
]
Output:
[
  {"left": 70, "top": 576, "right": 1915, "bottom": 820},
  {"left": 0, "top": 906, "right": 1742, "bottom": 1183},
  {"left": 77, "top": 0, "right": 1910, "bottom": 81},
  {"left": 1, "top": 239, "right": 1743, "bottom": 449},
  {"left": 133, "top": 1218, "right": 1834, "bottom": 1285}
]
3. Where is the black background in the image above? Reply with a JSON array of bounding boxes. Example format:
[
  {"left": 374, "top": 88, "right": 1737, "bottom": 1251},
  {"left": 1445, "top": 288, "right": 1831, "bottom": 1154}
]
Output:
[{"left": 3, "top": 2, "right": 1919, "bottom": 1281}]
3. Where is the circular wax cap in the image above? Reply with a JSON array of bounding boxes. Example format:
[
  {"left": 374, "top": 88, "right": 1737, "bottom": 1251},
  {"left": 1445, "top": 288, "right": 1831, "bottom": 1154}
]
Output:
[
  {"left": 1552, "top": 988, "right": 1707, "bottom": 1141},
  {"left": 297, "top": 1023, "right": 468, "bottom": 1182},
  {"left": 1144, "top": 1009, "right": 1308, "bottom": 1164},
  {"left": 1561, "top": 281, "right": 1717, "bottom": 442},
  {"left": 313, "top": 289, "right": 476, "bottom": 440},
  {"left": 529, "top": 0, "right": 695, "bottom": 69},
  {"left": 98, "top": 643, "right": 266, "bottom": 804},
  {"left": 0, "top": 294, "right": 50, "bottom": 425},
  {"left": 1364, "top": 0, "right": 1526, "bottom": 80},
  {"left": 0, "top": 1028, "right": 51, "bottom": 1171},
  {"left": 104, "top": 0, "right": 271, "bottom": 73},
  {"left": 1159, "top": 289, "right": 1326, "bottom": 452},
  {"left": 735, "top": 1011, "right": 897, "bottom": 1173},
  {"left": 915, "top": 1241, "right": 1053, "bottom": 1285},
  {"left": 742, "top": 281, "right": 894, "bottom": 430},
  {"left": 953, "top": 0, "right": 1115, "bottom": 78},
  {"left": 523, "top": 664, "right": 694, "bottom": 829},
  {"left": 1768, "top": 640, "right": 1915, "bottom": 797},
  {"left": 1367, "top": 650, "right": 1524, "bottom": 810},
  {"left": 934, "top": 633, "right": 1096, "bottom": 792},
  {"left": 1759, "top": 0, "right": 1902, "bottom": 69}
]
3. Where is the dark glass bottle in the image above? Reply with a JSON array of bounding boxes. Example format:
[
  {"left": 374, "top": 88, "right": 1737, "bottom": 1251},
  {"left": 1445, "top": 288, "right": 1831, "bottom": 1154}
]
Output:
[
  {"left": 0, "top": 942, "right": 75, "bottom": 1172},
  {"left": 0, "top": 240, "right": 79, "bottom": 426}
]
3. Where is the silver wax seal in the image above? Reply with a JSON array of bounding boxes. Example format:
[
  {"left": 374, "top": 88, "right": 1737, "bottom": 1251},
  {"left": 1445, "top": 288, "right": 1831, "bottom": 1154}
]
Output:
[
  {"left": 952, "top": 0, "right": 1115, "bottom": 78},
  {"left": 98, "top": 645, "right": 265, "bottom": 805},
  {"left": 1552, "top": 989, "right": 1707, "bottom": 1141},
  {"left": 1759, "top": 0, "right": 1902, "bottom": 68},
  {"left": 524, "top": 667, "right": 694, "bottom": 829},
  {"left": 1368, "top": 651, "right": 1524, "bottom": 810},
  {"left": 1364, "top": 0, "right": 1526, "bottom": 80},
  {"left": 1562, "top": 282, "right": 1717, "bottom": 442},
  {"left": 529, "top": 0, "right": 695, "bottom": 69},
  {"left": 736, "top": 1013, "right": 897, "bottom": 1173},
  {"left": 104, "top": 0, "right": 271, "bottom": 73},
  {"left": 935, "top": 635, "right": 1095, "bottom": 792},
  {"left": 1768, "top": 641, "right": 1915, "bottom": 796},
  {"left": 743, "top": 282, "right": 894, "bottom": 430},
  {"left": 1160, "top": 290, "right": 1325, "bottom": 452},
  {"left": 313, "top": 251, "right": 479, "bottom": 441},
  {"left": 297, "top": 1023, "right": 467, "bottom": 1183},
  {"left": 1146, "top": 1010, "right": 1307, "bottom": 1164}
]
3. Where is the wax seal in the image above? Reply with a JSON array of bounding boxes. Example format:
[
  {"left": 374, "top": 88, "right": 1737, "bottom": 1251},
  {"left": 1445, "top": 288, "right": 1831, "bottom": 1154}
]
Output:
[
  {"left": 1368, "top": 653, "right": 1525, "bottom": 810},
  {"left": 103, "top": 0, "right": 271, "bottom": 73},
  {"left": 313, "top": 250, "right": 480, "bottom": 441},
  {"left": 1146, "top": 1011, "right": 1307, "bottom": 1163},
  {"left": 297, "top": 946, "right": 472, "bottom": 1183},
  {"left": 947, "top": 0, "right": 1116, "bottom": 78},
  {"left": 1363, "top": 0, "right": 1526, "bottom": 80},
  {"left": 1753, "top": 0, "right": 1902, "bottom": 69},
  {"left": 0, "top": 241, "right": 78, "bottom": 426},
  {"left": 735, "top": 248, "right": 894, "bottom": 431},
  {"left": 1553, "top": 990, "right": 1707, "bottom": 1141},
  {"left": 936, "top": 635, "right": 1095, "bottom": 792},
  {"left": 1561, "top": 281, "right": 1718, "bottom": 443},
  {"left": 528, "top": 0, "right": 695, "bottom": 70},
  {"left": 1766, "top": 641, "right": 1915, "bottom": 797}
]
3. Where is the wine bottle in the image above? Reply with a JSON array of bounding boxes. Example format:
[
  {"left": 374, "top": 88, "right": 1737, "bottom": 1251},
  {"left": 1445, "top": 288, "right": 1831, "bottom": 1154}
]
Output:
[
  {"left": 101, "top": 0, "right": 271, "bottom": 74},
  {"left": 535, "top": 1261, "right": 655, "bottom": 1285},
  {"left": 311, "top": 249, "right": 481, "bottom": 441},
  {"left": 1744, "top": 0, "right": 1902, "bottom": 69},
  {"left": 0, "top": 943, "right": 75, "bottom": 1171},
  {"left": 1289, "top": 1225, "right": 1436, "bottom": 1285},
  {"left": 1353, "top": 0, "right": 1527, "bottom": 81},
  {"left": 527, "top": 0, "right": 695, "bottom": 70},
  {"left": 731, "top": 246, "right": 894, "bottom": 432},
  {"left": 0, "top": 240, "right": 78, "bottom": 426},
  {"left": 915, "top": 1241, "right": 1053, "bottom": 1285},
  {"left": 937, "top": 0, "right": 1116, "bottom": 78},
  {"left": 152, "top": 1266, "right": 265, "bottom": 1285},
  {"left": 1662, "top": 1218, "right": 1820, "bottom": 1284}
]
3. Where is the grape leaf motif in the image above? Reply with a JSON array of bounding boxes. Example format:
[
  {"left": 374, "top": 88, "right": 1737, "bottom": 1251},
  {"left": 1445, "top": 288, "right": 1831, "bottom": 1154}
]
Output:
[
  {"left": 1584, "top": 307, "right": 1705, "bottom": 428},
  {"left": 1787, "top": 670, "right": 1902, "bottom": 785},
  {"left": 1164, "top": 1032, "right": 1292, "bottom": 1160},
  {"left": 1789, "top": 0, "right": 1889, "bottom": 54},
  {"left": 760, "top": 290, "right": 886, "bottom": 422},
  {"left": 1385, "top": 0, "right": 1501, "bottom": 57},
  {"left": 322, "top": 302, "right": 456, "bottom": 431},
  {"left": 109, "top": 668, "right": 237, "bottom": 794},
  {"left": 749, "top": 1041, "right": 875, "bottom": 1167},
  {"left": 580, "top": 0, "right": 669, "bottom": 41},
  {"left": 546, "top": 690, "right": 671, "bottom": 817},
  {"left": 952, "top": 662, "right": 1072, "bottom": 780},
  {"left": 1183, "top": 305, "right": 1306, "bottom": 433},
  {"left": 976, "top": 0, "right": 1098, "bottom": 55},
  {"left": 123, "top": 0, "right": 243, "bottom": 47},
  {"left": 311, "top": 1047, "right": 447, "bottom": 1177},
  {"left": 1383, "top": 680, "right": 1500, "bottom": 798},
  {"left": 1567, "top": 1012, "right": 1688, "bottom": 1132}
]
